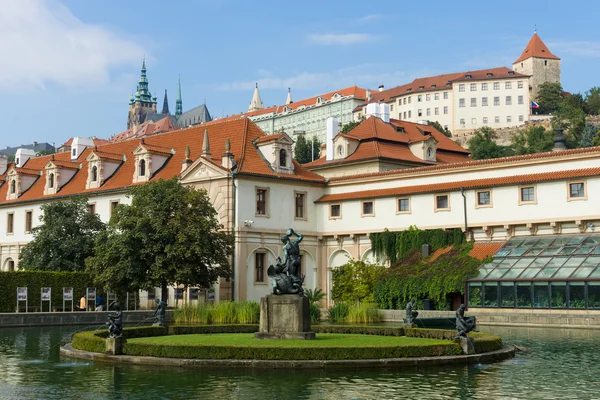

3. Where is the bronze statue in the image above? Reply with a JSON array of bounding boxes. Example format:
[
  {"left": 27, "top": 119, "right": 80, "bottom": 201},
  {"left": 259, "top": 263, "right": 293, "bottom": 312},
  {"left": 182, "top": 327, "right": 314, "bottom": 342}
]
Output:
[
  {"left": 455, "top": 304, "right": 476, "bottom": 339},
  {"left": 268, "top": 229, "right": 305, "bottom": 295},
  {"left": 153, "top": 298, "right": 166, "bottom": 326},
  {"left": 107, "top": 302, "right": 123, "bottom": 338},
  {"left": 405, "top": 300, "right": 419, "bottom": 324}
]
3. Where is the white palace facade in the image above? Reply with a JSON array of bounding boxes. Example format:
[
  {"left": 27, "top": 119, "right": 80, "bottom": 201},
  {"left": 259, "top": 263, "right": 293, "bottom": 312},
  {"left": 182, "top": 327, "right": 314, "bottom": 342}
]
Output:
[{"left": 1, "top": 105, "right": 599, "bottom": 305}]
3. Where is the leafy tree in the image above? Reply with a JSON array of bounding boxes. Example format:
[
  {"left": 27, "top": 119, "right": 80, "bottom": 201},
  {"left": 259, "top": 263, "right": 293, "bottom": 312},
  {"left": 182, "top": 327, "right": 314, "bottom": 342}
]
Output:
[
  {"left": 339, "top": 116, "right": 364, "bottom": 133},
  {"left": 19, "top": 196, "right": 106, "bottom": 271},
  {"left": 331, "top": 259, "right": 385, "bottom": 303},
  {"left": 552, "top": 101, "right": 586, "bottom": 148},
  {"left": 585, "top": 86, "right": 600, "bottom": 115},
  {"left": 467, "top": 127, "right": 510, "bottom": 160},
  {"left": 564, "top": 92, "right": 585, "bottom": 111},
  {"left": 7, "top": 154, "right": 14, "bottom": 162},
  {"left": 536, "top": 82, "right": 564, "bottom": 114},
  {"left": 86, "top": 178, "right": 234, "bottom": 301},
  {"left": 580, "top": 122, "right": 599, "bottom": 147},
  {"left": 426, "top": 120, "right": 452, "bottom": 137},
  {"left": 293, "top": 134, "right": 321, "bottom": 164},
  {"left": 510, "top": 126, "right": 554, "bottom": 155},
  {"left": 36, "top": 149, "right": 55, "bottom": 157}
]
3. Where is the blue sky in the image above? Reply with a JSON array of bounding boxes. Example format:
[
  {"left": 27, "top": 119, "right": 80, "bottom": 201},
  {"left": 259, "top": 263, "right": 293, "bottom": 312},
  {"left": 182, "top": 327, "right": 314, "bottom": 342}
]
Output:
[{"left": 1, "top": 0, "right": 598, "bottom": 148}]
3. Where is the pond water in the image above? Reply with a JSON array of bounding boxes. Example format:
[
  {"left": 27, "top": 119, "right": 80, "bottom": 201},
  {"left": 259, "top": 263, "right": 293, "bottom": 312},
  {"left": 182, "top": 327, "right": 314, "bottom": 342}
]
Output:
[{"left": 1, "top": 324, "right": 599, "bottom": 399}]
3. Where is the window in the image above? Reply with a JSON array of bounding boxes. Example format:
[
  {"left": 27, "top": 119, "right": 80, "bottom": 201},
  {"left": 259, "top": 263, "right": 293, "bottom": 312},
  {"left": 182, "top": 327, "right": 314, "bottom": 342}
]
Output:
[
  {"left": 426, "top": 108, "right": 431, "bottom": 116},
  {"left": 88, "top": 204, "right": 96, "bottom": 215},
  {"left": 48, "top": 173, "right": 55, "bottom": 188},
  {"left": 418, "top": 109, "right": 422, "bottom": 117},
  {"left": 255, "top": 252, "right": 265, "bottom": 283},
  {"left": 7, "top": 259, "right": 14, "bottom": 272},
  {"left": 10, "top": 180, "right": 16, "bottom": 194},
  {"left": 279, "top": 149, "right": 287, "bottom": 167},
  {"left": 494, "top": 116, "right": 500, "bottom": 123},
  {"left": 459, "top": 84, "right": 465, "bottom": 92},
  {"left": 25, "top": 211, "right": 32, "bottom": 233},
  {"left": 460, "top": 118, "right": 465, "bottom": 125},
  {"left": 435, "top": 194, "right": 450, "bottom": 211},
  {"left": 138, "top": 159, "right": 146, "bottom": 177},
  {"left": 72, "top": 148, "right": 76, "bottom": 157},
  {"left": 471, "top": 118, "right": 477, "bottom": 124},
  {"left": 110, "top": 201, "right": 119, "bottom": 216},
  {"left": 7, "top": 213, "right": 14, "bottom": 234},
  {"left": 408, "top": 110, "right": 412, "bottom": 118},
  {"left": 337, "top": 145, "right": 344, "bottom": 156},
  {"left": 545, "top": 60, "right": 548, "bottom": 66},
  {"left": 403, "top": 111, "right": 407, "bottom": 119},
  {"left": 483, "top": 117, "right": 488, "bottom": 124},
  {"left": 418, "top": 95, "right": 422, "bottom": 102},
  {"left": 174, "top": 288, "right": 184, "bottom": 300},
  {"left": 295, "top": 192, "right": 306, "bottom": 219},
  {"left": 520, "top": 186, "right": 536, "bottom": 204},
  {"left": 408, "top": 96, "right": 412, "bottom": 104},
  {"left": 256, "top": 188, "right": 268, "bottom": 216},
  {"left": 507, "top": 116, "right": 512, "bottom": 123},
  {"left": 362, "top": 201, "right": 374, "bottom": 217},
  {"left": 426, "top": 94, "right": 431, "bottom": 101},
  {"left": 443, "top": 106, "right": 448, "bottom": 114},
  {"left": 505, "top": 82, "right": 512, "bottom": 89},
  {"left": 482, "top": 97, "right": 488, "bottom": 106},
  {"left": 506, "top": 96, "right": 512, "bottom": 105},
  {"left": 470, "top": 83, "right": 477, "bottom": 91},
  {"left": 519, "top": 115, "right": 524, "bottom": 122},
  {"left": 434, "top": 107, "right": 439, "bottom": 115},
  {"left": 403, "top": 98, "right": 407, "bottom": 105},
  {"left": 494, "top": 97, "right": 500, "bottom": 106},
  {"left": 434, "top": 93, "right": 439, "bottom": 100},
  {"left": 493, "top": 82, "right": 500, "bottom": 90},
  {"left": 518, "top": 95, "right": 524, "bottom": 105},
  {"left": 471, "top": 98, "right": 477, "bottom": 107},
  {"left": 330, "top": 204, "right": 341, "bottom": 219},
  {"left": 390, "top": 104, "right": 394, "bottom": 111},
  {"left": 568, "top": 182, "right": 586, "bottom": 200},
  {"left": 477, "top": 190, "right": 491, "bottom": 207},
  {"left": 397, "top": 198, "right": 410, "bottom": 213},
  {"left": 459, "top": 98, "right": 465, "bottom": 108},
  {"left": 482, "top": 83, "right": 488, "bottom": 91},
  {"left": 443, "top": 92, "right": 448, "bottom": 99}
]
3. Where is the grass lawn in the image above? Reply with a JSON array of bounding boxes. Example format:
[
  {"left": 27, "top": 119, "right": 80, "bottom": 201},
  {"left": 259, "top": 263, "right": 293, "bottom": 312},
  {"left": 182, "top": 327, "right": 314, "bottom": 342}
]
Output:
[{"left": 127, "top": 333, "right": 450, "bottom": 347}]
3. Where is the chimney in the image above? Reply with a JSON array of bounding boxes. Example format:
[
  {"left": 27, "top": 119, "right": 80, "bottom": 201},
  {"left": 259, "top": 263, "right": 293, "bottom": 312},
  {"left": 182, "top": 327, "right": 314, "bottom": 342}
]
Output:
[
  {"left": 365, "top": 103, "right": 380, "bottom": 119},
  {"left": 378, "top": 85, "right": 384, "bottom": 92},
  {"left": 366, "top": 89, "right": 372, "bottom": 101},
  {"left": 221, "top": 138, "right": 235, "bottom": 169},
  {"left": 15, "top": 148, "right": 36, "bottom": 167},
  {"left": 181, "top": 146, "right": 193, "bottom": 173},
  {"left": 326, "top": 117, "right": 338, "bottom": 161},
  {"left": 552, "top": 128, "right": 567, "bottom": 152},
  {"left": 379, "top": 103, "right": 390, "bottom": 123},
  {"left": 0, "top": 154, "right": 7, "bottom": 175}
]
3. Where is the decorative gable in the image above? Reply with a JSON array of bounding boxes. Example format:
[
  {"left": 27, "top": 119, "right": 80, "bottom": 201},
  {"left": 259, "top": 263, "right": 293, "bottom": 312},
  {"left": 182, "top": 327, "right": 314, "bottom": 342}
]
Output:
[
  {"left": 408, "top": 136, "right": 437, "bottom": 162},
  {"left": 85, "top": 151, "right": 124, "bottom": 189},
  {"left": 132, "top": 142, "right": 173, "bottom": 183},
  {"left": 43, "top": 160, "right": 79, "bottom": 195},
  {"left": 6, "top": 167, "right": 40, "bottom": 200},
  {"left": 332, "top": 134, "right": 359, "bottom": 160},
  {"left": 255, "top": 133, "right": 295, "bottom": 174}
]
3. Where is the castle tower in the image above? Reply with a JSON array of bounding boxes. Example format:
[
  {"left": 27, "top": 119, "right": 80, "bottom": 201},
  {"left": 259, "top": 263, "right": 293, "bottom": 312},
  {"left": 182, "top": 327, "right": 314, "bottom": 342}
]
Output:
[
  {"left": 175, "top": 77, "right": 183, "bottom": 117},
  {"left": 248, "top": 83, "right": 264, "bottom": 112},
  {"left": 127, "top": 59, "right": 158, "bottom": 129},
  {"left": 512, "top": 31, "right": 561, "bottom": 101}
]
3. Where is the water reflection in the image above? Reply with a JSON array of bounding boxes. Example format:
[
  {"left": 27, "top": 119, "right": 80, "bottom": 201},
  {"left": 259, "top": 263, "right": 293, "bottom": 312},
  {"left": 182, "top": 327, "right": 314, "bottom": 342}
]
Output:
[{"left": 1, "top": 325, "right": 600, "bottom": 399}]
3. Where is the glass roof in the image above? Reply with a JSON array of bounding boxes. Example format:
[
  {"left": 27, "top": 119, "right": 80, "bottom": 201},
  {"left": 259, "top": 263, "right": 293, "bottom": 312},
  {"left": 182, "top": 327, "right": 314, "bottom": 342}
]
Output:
[{"left": 471, "top": 235, "right": 600, "bottom": 281}]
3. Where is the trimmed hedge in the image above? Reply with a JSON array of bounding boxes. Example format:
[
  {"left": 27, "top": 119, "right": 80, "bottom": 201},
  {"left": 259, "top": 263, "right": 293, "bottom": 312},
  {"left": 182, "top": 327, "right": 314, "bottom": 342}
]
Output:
[
  {"left": 313, "top": 325, "right": 404, "bottom": 336},
  {"left": 71, "top": 331, "right": 106, "bottom": 353}
]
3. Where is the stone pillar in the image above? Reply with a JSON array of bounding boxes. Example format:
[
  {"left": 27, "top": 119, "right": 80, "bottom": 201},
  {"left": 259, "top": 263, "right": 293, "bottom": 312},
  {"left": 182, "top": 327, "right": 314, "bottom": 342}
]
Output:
[
  {"left": 255, "top": 294, "right": 315, "bottom": 340},
  {"left": 459, "top": 337, "right": 475, "bottom": 355},
  {"left": 105, "top": 337, "right": 126, "bottom": 355}
]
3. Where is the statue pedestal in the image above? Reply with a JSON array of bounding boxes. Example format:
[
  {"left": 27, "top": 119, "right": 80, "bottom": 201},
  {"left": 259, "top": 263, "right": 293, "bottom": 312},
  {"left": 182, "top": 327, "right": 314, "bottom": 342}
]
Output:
[
  {"left": 106, "top": 337, "right": 126, "bottom": 355},
  {"left": 459, "top": 337, "right": 475, "bottom": 355},
  {"left": 255, "top": 294, "right": 315, "bottom": 340}
]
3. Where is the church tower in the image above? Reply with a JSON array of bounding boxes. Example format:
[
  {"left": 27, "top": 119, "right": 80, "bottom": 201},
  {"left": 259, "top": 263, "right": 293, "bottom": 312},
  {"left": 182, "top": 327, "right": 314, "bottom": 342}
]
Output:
[
  {"left": 248, "top": 83, "right": 264, "bottom": 112},
  {"left": 127, "top": 59, "right": 158, "bottom": 129},
  {"left": 512, "top": 31, "right": 561, "bottom": 101}
]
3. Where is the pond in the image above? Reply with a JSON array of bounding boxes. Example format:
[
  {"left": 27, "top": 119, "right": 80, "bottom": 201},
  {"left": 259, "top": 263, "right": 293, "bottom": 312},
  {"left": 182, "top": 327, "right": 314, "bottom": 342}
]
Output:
[{"left": 1, "top": 324, "right": 599, "bottom": 399}]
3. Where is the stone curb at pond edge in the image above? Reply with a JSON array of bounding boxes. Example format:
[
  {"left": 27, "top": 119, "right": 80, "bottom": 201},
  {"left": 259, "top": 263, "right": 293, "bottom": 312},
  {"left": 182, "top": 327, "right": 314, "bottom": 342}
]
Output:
[{"left": 59, "top": 343, "right": 515, "bottom": 369}]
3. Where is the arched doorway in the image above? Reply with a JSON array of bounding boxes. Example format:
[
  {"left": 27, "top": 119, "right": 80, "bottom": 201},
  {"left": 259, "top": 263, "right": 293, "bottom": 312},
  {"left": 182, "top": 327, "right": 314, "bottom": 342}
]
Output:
[{"left": 327, "top": 250, "right": 351, "bottom": 306}]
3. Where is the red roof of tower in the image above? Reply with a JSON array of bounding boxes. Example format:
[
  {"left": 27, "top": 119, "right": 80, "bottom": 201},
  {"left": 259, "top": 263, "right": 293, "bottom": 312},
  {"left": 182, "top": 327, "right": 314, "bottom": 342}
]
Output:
[{"left": 514, "top": 33, "right": 560, "bottom": 64}]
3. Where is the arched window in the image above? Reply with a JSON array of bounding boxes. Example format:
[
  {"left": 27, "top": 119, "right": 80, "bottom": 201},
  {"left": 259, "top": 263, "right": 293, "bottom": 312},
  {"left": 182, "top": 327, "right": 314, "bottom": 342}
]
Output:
[
  {"left": 91, "top": 166, "right": 98, "bottom": 182},
  {"left": 48, "top": 173, "right": 55, "bottom": 188},
  {"left": 139, "top": 159, "right": 146, "bottom": 177},
  {"left": 10, "top": 179, "right": 16, "bottom": 194},
  {"left": 337, "top": 145, "right": 344, "bottom": 157},
  {"left": 279, "top": 149, "right": 287, "bottom": 167},
  {"left": 7, "top": 259, "right": 15, "bottom": 272}
]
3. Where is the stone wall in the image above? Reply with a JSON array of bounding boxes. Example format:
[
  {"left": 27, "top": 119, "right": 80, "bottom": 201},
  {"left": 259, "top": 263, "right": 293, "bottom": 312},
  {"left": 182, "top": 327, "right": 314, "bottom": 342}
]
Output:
[
  {"left": 452, "top": 119, "right": 554, "bottom": 148},
  {"left": 0, "top": 310, "right": 173, "bottom": 328}
]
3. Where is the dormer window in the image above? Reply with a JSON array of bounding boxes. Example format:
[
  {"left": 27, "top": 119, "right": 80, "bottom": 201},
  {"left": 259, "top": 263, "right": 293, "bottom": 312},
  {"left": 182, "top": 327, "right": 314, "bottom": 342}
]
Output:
[
  {"left": 48, "top": 173, "right": 55, "bottom": 189},
  {"left": 337, "top": 145, "right": 344, "bottom": 156},
  {"left": 10, "top": 180, "right": 15, "bottom": 194},
  {"left": 465, "top": 74, "right": 472, "bottom": 78},
  {"left": 72, "top": 148, "right": 76, "bottom": 157},
  {"left": 279, "top": 149, "right": 287, "bottom": 167},
  {"left": 508, "top": 71, "right": 515, "bottom": 75},
  {"left": 139, "top": 159, "right": 146, "bottom": 177},
  {"left": 15, "top": 158, "right": 19, "bottom": 166},
  {"left": 486, "top": 73, "right": 493, "bottom": 77},
  {"left": 91, "top": 166, "right": 98, "bottom": 182}
]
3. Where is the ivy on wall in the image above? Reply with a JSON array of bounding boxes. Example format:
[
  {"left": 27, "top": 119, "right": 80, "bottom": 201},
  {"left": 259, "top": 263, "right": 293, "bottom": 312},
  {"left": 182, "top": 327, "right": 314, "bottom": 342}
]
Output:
[
  {"left": 373, "top": 243, "right": 481, "bottom": 310},
  {"left": 369, "top": 226, "right": 464, "bottom": 265}
]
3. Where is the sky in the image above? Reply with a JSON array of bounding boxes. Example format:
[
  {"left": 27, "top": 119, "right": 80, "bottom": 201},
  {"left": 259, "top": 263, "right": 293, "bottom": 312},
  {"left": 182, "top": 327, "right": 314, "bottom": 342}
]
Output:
[{"left": 0, "top": 0, "right": 598, "bottom": 149}]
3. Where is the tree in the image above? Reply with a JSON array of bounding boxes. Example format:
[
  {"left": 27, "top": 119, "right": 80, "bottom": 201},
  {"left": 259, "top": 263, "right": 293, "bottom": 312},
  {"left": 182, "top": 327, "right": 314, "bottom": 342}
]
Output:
[
  {"left": 552, "top": 101, "right": 586, "bottom": 147},
  {"left": 19, "top": 196, "right": 106, "bottom": 271},
  {"left": 86, "top": 178, "right": 233, "bottom": 301},
  {"left": 580, "top": 122, "right": 599, "bottom": 148},
  {"left": 36, "top": 149, "right": 55, "bottom": 157},
  {"left": 339, "top": 117, "right": 364, "bottom": 134},
  {"left": 426, "top": 120, "right": 452, "bottom": 137},
  {"left": 536, "top": 82, "right": 564, "bottom": 114},
  {"left": 510, "top": 126, "right": 554, "bottom": 155},
  {"left": 331, "top": 259, "right": 385, "bottom": 303},
  {"left": 585, "top": 87, "right": 600, "bottom": 115},
  {"left": 467, "top": 127, "right": 509, "bottom": 160},
  {"left": 293, "top": 134, "right": 321, "bottom": 164}
]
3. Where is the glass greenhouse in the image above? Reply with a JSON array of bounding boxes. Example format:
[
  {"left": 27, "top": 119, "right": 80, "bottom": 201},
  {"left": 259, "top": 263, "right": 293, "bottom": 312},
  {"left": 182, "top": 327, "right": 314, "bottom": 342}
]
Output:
[{"left": 468, "top": 235, "right": 600, "bottom": 309}]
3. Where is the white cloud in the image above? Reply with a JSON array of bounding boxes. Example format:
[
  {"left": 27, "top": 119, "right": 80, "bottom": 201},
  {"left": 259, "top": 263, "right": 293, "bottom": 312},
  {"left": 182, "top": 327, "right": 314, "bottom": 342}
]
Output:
[
  {"left": 0, "top": 0, "right": 146, "bottom": 91},
  {"left": 547, "top": 41, "right": 600, "bottom": 58},
  {"left": 306, "top": 33, "right": 375, "bottom": 46},
  {"left": 356, "top": 14, "right": 385, "bottom": 23},
  {"left": 216, "top": 65, "right": 408, "bottom": 92}
]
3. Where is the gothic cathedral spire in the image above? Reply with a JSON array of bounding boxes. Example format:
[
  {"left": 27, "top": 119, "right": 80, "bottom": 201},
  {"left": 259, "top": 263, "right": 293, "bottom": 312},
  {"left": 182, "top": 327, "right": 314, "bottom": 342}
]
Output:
[
  {"left": 162, "top": 89, "right": 170, "bottom": 114},
  {"left": 248, "top": 83, "right": 264, "bottom": 112},
  {"left": 175, "top": 76, "right": 183, "bottom": 117}
]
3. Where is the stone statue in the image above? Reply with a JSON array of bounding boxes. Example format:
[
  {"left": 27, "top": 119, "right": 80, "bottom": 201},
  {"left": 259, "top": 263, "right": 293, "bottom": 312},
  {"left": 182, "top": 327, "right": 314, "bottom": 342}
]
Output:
[
  {"left": 153, "top": 298, "right": 166, "bottom": 326},
  {"left": 405, "top": 300, "right": 419, "bottom": 324},
  {"left": 268, "top": 228, "right": 305, "bottom": 295},
  {"left": 455, "top": 304, "right": 476, "bottom": 339},
  {"left": 107, "top": 302, "right": 123, "bottom": 338}
]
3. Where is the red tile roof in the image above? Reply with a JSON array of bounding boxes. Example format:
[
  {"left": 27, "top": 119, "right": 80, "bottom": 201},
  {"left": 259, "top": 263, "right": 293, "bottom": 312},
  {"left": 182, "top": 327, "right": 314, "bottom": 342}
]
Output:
[
  {"left": 514, "top": 33, "right": 560, "bottom": 64},
  {"left": 61, "top": 137, "right": 110, "bottom": 148},
  {"left": 0, "top": 119, "right": 324, "bottom": 206},
  {"left": 110, "top": 116, "right": 178, "bottom": 143},
  {"left": 430, "top": 242, "right": 505, "bottom": 261},
  {"left": 91, "top": 151, "right": 124, "bottom": 162},
  {"left": 315, "top": 166, "right": 600, "bottom": 203},
  {"left": 50, "top": 160, "right": 79, "bottom": 170},
  {"left": 255, "top": 132, "right": 286, "bottom": 144}
]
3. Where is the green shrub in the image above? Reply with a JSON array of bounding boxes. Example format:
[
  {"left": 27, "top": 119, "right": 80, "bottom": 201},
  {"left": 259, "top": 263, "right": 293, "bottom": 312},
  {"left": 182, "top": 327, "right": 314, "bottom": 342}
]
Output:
[
  {"left": 327, "top": 303, "right": 349, "bottom": 322},
  {"left": 236, "top": 301, "right": 260, "bottom": 324},
  {"left": 472, "top": 334, "right": 503, "bottom": 353},
  {"left": 346, "top": 303, "right": 383, "bottom": 323},
  {"left": 173, "top": 301, "right": 260, "bottom": 325},
  {"left": 71, "top": 331, "right": 106, "bottom": 353},
  {"left": 305, "top": 288, "right": 326, "bottom": 304},
  {"left": 168, "top": 325, "right": 258, "bottom": 335},
  {"left": 309, "top": 302, "right": 321, "bottom": 323},
  {"left": 331, "top": 260, "right": 385, "bottom": 303}
]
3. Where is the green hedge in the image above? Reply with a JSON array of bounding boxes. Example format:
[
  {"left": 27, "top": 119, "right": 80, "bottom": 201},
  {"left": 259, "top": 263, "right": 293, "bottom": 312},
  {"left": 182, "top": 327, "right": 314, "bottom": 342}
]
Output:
[
  {"left": 313, "top": 325, "right": 404, "bottom": 336},
  {"left": 71, "top": 331, "right": 107, "bottom": 353},
  {"left": 0, "top": 271, "right": 96, "bottom": 312}
]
